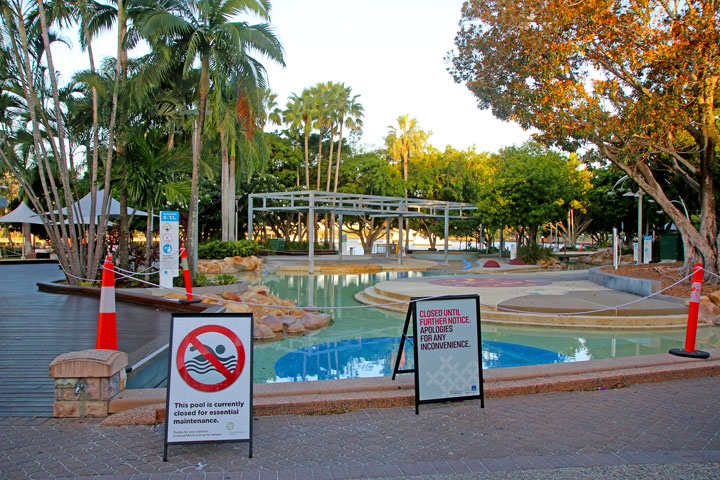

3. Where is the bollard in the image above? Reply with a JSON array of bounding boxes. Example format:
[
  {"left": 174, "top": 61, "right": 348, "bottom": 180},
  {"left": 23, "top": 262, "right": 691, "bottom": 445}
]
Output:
[
  {"left": 179, "top": 245, "right": 201, "bottom": 304},
  {"left": 96, "top": 255, "right": 118, "bottom": 350},
  {"left": 669, "top": 263, "right": 710, "bottom": 359}
]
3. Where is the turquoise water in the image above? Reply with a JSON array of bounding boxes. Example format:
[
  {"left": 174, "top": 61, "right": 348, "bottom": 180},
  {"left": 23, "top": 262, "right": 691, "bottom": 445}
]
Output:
[{"left": 238, "top": 271, "right": 720, "bottom": 383}]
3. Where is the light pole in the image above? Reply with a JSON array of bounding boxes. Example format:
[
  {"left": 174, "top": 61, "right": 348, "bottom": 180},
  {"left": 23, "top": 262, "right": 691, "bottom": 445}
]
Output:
[{"left": 623, "top": 190, "right": 644, "bottom": 263}]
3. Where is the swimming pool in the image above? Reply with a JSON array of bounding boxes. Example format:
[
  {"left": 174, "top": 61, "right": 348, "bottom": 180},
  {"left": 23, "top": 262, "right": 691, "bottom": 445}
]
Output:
[{"left": 243, "top": 271, "right": 720, "bottom": 383}]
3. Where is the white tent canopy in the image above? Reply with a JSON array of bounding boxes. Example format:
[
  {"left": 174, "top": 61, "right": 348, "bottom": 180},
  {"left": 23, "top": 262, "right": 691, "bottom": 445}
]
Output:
[
  {"left": 0, "top": 202, "right": 44, "bottom": 224},
  {"left": 52, "top": 189, "right": 149, "bottom": 220}
]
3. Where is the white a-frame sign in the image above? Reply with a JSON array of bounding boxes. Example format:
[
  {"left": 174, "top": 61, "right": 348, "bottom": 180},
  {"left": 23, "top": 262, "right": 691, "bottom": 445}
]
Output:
[{"left": 393, "top": 294, "right": 484, "bottom": 414}]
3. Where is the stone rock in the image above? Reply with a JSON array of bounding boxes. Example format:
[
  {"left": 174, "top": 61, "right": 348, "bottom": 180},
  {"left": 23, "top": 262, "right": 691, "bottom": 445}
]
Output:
[
  {"left": 699, "top": 296, "right": 720, "bottom": 326},
  {"left": 285, "top": 321, "right": 306, "bottom": 335},
  {"left": 201, "top": 293, "right": 224, "bottom": 304},
  {"left": 224, "top": 301, "right": 251, "bottom": 313},
  {"left": 260, "top": 314, "right": 284, "bottom": 333},
  {"left": 204, "top": 261, "right": 223, "bottom": 274},
  {"left": 279, "top": 315, "right": 298, "bottom": 327},
  {"left": 164, "top": 292, "right": 186, "bottom": 300},
  {"left": 301, "top": 313, "right": 331, "bottom": 330},
  {"left": 250, "top": 284, "right": 270, "bottom": 295},
  {"left": 253, "top": 323, "right": 275, "bottom": 340},
  {"left": 707, "top": 290, "right": 720, "bottom": 307},
  {"left": 221, "top": 291, "right": 242, "bottom": 302}
]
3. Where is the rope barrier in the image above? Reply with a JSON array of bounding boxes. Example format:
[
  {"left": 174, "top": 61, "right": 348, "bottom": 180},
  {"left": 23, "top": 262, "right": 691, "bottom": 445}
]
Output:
[{"left": 96, "top": 263, "right": 712, "bottom": 317}]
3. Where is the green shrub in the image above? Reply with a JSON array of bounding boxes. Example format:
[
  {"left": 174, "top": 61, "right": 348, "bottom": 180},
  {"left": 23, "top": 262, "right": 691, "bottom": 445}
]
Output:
[
  {"left": 215, "top": 273, "right": 236, "bottom": 285},
  {"left": 192, "top": 272, "right": 209, "bottom": 287},
  {"left": 517, "top": 244, "right": 555, "bottom": 264},
  {"left": 284, "top": 241, "right": 331, "bottom": 250},
  {"left": 198, "top": 240, "right": 260, "bottom": 259}
]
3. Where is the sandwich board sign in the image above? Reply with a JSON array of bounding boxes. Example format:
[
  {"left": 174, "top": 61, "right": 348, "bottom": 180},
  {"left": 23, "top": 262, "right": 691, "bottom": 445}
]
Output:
[
  {"left": 393, "top": 294, "right": 484, "bottom": 414},
  {"left": 164, "top": 313, "right": 253, "bottom": 460}
]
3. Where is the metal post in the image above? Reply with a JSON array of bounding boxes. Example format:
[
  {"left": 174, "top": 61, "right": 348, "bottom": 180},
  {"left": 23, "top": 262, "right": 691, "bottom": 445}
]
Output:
[
  {"left": 443, "top": 204, "right": 449, "bottom": 264},
  {"left": 308, "top": 192, "right": 315, "bottom": 274},
  {"left": 613, "top": 227, "right": 618, "bottom": 270},
  {"left": 398, "top": 214, "right": 404, "bottom": 266},
  {"left": 338, "top": 213, "right": 343, "bottom": 262},
  {"left": 247, "top": 194, "right": 253, "bottom": 241},
  {"left": 637, "top": 193, "right": 643, "bottom": 264}
]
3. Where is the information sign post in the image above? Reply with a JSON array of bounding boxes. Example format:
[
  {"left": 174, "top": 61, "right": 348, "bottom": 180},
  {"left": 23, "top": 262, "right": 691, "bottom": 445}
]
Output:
[
  {"left": 159, "top": 211, "right": 179, "bottom": 288},
  {"left": 393, "top": 294, "right": 484, "bottom": 414},
  {"left": 164, "top": 313, "right": 253, "bottom": 461}
]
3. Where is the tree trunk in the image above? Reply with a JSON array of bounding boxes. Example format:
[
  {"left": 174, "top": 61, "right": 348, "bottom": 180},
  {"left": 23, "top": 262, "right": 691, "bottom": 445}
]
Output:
[
  {"left": 118, "top": 183, "right": 130, "bottom": 270},
  {"left": 229, "top": 150, "right": 236, "bottom": 241},
  {"left": 221, "top": 139, "right": 230, "bottom": 241}
]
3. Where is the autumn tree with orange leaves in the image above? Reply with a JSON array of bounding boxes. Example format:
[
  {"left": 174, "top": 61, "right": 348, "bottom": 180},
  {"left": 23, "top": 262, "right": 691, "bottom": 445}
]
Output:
[{"left": 449, "top": 0, "right": 719, "bottom": 276}]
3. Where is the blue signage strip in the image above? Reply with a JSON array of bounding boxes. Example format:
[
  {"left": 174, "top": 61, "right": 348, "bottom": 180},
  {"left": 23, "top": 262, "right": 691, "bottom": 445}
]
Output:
[{"left": 161, "top": 211, "right": 180, "bottom": 221}]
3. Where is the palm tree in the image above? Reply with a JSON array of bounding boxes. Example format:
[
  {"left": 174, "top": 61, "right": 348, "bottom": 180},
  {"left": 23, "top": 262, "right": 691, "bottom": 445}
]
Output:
[
  {"left": 311, "top": 82, "right": 331, "bottom": 191},
  {"left": 386, "top": 115, "right": 430, "bottom": 252},
  {"left": 139, "top": 0, "right": 284, "bottom": 272},
  {"left": 386, "top": 114, "right": 430, "bottom": 197},
  {"left": 332, "top": 85, "right": 363, "bottom": 193},
  {"left": 285, "top": 90, "right": 313, "bottom": 189}
]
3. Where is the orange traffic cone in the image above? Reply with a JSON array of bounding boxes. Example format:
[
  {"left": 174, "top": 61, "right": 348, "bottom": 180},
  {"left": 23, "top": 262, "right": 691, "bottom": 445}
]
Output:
[{"left": 96, "top": 255, "right": 117, "bottom": 350}]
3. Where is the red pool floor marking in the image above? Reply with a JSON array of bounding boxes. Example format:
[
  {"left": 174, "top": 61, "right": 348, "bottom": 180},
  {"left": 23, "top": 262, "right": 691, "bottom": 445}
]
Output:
[
  {"left": 176, "top": 325, "right": 245, "bottom": 392},
  {"left": 427, "top": 277, "right": 552, "bottom": 288}
]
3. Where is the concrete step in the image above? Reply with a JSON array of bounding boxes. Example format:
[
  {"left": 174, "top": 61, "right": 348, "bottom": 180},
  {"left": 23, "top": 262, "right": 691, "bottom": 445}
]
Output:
[
  {"left": 355, "top": 286, "right": 689, "bottom": 328},
  {"left": 102, "top": 349, "right": 720, "bottom": 425}
]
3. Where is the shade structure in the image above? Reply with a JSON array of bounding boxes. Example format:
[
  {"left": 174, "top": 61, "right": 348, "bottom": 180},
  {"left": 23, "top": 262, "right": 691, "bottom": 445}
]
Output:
[
  {"left": 0, "top": 202, "right": 42, "bottom": 258},
  {"left": 50, "top": 189, "right": 149, "bottom": 222},
  {"left": 0, "top": 202, "right": 44, "bottom": 224}
]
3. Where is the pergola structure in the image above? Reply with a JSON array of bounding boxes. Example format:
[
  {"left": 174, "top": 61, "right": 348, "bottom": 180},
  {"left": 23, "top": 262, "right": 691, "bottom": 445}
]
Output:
[{"left": 246, "top": 191, "right": 478, "bottom": 273}]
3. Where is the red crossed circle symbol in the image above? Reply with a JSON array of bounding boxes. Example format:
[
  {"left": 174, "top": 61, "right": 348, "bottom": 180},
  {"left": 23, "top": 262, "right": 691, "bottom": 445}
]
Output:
[{"left": 176, "top": 325, "right": 246, "bottom": 392}]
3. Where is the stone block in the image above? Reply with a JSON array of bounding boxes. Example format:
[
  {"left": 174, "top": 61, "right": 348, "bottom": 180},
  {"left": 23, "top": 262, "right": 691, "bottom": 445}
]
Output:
[
  {"left": 82, "top": 378, "right": 102, "bottom": 401},
  {"left": 49, "top": 349, "right": 128, "bottom": 378},
  {"left": 54, "top": 378, "right": 79, "bottom": 389},
  {"left": 699, "top": 296, "right": 720, "bottom": 326},
  {"left": 54, "top": 389, "right": 64, "bottom": 401},
  {"left": 84, "top": 401, "right": 108, "bottom": 417},
  {"left": 53, "top": 401, "right": 80, "bottom": 418}
]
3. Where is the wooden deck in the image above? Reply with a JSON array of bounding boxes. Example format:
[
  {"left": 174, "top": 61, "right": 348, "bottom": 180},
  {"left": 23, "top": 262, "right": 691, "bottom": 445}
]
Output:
[{"left": 0, "top": 263, "right": 171, "bottom": 417}]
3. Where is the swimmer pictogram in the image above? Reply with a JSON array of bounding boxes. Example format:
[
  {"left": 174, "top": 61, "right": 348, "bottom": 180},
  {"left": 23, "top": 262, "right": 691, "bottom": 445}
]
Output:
[{"left": 176, "top": 325, "right": 246, "bottom": 392}]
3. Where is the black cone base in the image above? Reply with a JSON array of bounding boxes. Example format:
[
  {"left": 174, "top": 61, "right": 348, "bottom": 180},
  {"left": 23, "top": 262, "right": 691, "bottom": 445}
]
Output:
[
  {"left": 178, "top": 298, "right": 202, "bottom": 304},
  {"left": 669, "top": 348, "right": 710, "bottom": 359}
]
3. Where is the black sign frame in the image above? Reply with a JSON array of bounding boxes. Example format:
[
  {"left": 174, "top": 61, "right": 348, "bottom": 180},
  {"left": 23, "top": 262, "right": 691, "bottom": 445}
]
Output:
[
  {"left": 393, "top": 294, "right": 484, "bottom": 414},
  {"left": 163, "top": 313, "right": 254, "bottom": 461}
]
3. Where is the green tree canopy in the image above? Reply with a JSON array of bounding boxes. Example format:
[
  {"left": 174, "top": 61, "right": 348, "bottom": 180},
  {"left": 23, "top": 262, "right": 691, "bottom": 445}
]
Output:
[{"left": 449, "top": 0, "right": 719, "bottom": 273}]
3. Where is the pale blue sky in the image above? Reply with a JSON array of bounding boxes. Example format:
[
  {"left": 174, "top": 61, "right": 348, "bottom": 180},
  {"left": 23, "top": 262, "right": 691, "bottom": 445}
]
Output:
[{"left": 53, "top": 0, "right": 531, "bottom": 153}]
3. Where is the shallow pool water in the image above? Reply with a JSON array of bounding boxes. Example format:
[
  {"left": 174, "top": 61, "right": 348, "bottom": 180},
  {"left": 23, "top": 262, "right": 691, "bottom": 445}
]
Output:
[{"left": 240, "top": 271, "right": 720, "bottom": 383}]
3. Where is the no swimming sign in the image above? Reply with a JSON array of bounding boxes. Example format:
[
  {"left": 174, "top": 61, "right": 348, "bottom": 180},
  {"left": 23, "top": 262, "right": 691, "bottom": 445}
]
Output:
[{"left": 164, "top": 313, "right": 253, "bottom": 461}]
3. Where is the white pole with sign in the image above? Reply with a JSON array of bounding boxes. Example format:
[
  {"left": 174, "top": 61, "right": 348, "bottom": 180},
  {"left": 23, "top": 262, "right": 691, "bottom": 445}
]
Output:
[
  {"left": 159, "top": 211, "right": 179, "bottom": 288},
  {"left": 164, "top": 313, "right": 253, "bottom": 460},
  {"left": 393, "top": 294, "right": 484, "bottom": 414}
]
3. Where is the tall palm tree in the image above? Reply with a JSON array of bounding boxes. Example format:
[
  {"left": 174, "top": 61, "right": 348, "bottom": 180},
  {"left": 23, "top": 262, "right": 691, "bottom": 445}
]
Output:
[
  {"left": 139, "top": 0, "right": 284, "bottom": 271},
  {"left": 386, "top": 114, "right": 430, "bottom": 197},
  {"left": 332, "top": 85, "right": 363, "bottom": 193},
  {"left": 311, "top": 82, "right": 331, "bottom": 191},
  {"left": 285, "top": 90, "right": 313, "bottom": 189},
  {"left": 386, "top": 115, "right": 430, "bottom": 252}
]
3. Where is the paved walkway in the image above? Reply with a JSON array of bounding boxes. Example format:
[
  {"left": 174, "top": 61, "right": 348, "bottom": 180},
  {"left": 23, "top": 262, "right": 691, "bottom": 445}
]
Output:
[{"left": 1, "top": 376, "right": 718, "bottom": 479}]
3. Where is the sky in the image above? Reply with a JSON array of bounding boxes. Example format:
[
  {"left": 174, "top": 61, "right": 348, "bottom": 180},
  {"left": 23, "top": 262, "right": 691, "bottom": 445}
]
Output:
[{"left": 52, "top": 0, "right": 532, "bottom": 153}]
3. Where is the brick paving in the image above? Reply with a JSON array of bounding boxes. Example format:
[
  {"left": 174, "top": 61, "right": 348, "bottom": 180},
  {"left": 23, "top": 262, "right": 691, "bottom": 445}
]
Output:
[{"left": 1, "top": 376, "right": 718, "bottom": 479}]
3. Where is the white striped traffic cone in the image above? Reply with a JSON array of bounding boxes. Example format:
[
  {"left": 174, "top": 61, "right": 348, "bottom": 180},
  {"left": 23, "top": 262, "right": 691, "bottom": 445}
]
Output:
[{"left": 96, "top": 255, "right": 117, "bottom": 350}]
